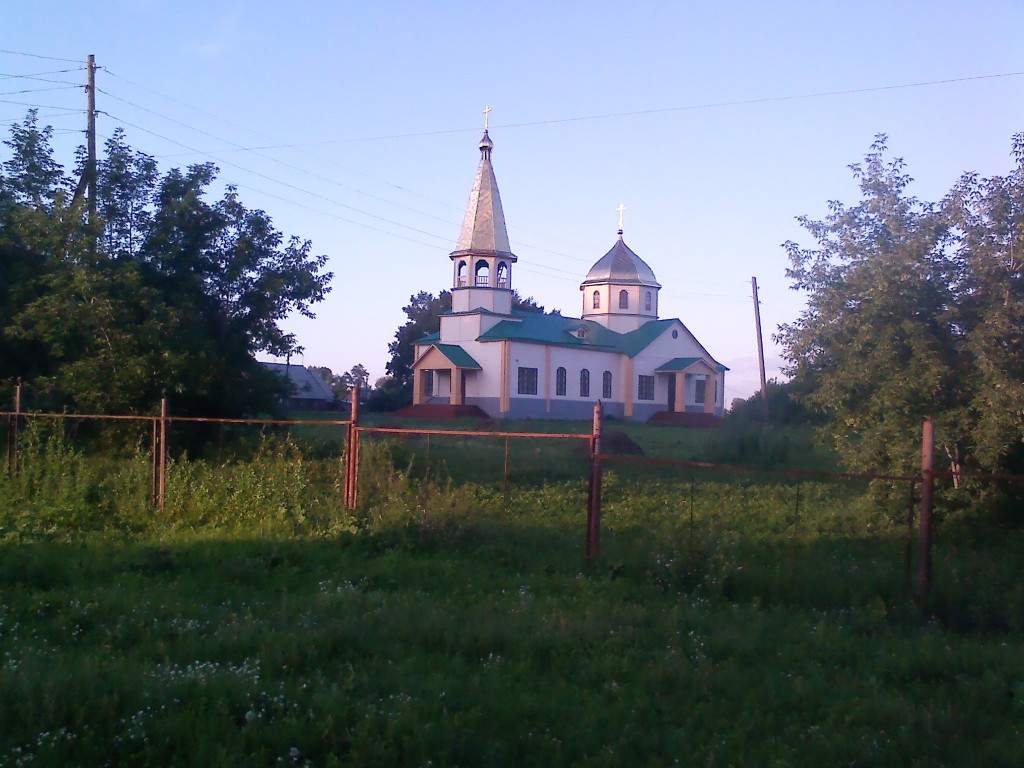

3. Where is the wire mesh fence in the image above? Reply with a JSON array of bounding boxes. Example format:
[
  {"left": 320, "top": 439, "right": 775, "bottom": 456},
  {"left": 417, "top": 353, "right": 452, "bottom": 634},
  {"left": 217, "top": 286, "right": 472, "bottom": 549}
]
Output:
[{"left": 4, "top": 382, "right": 1024, "bottom": 614}]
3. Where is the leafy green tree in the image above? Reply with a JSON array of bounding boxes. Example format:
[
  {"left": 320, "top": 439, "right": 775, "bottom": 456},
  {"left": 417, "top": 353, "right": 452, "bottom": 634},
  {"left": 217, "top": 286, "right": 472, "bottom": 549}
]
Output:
[
  {"left": 386, "top": 290, "right": 452, "bottom": 391},
  {"left": 0, "top": 114, "right": 333, "bottom": 417},
  {"left": 779, "top": 133, "right": 1024, "bottom": 479},
  {"left": 945, "top": 133, "right": 1024, "bottom": 472},
  {"left": 777, "top": 135, "right": 961, "bottom": 476}
]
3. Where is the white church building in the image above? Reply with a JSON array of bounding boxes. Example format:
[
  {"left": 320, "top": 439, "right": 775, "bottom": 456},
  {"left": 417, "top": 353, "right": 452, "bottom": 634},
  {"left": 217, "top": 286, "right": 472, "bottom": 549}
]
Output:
[{"left": 409, "top": 129, "right": 726, "bottom": 422}]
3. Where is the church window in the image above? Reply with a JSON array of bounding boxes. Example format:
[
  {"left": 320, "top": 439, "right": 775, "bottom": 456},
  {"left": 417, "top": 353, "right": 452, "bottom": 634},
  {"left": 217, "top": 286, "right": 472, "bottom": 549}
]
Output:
[
  {"left": 556, "top": 367, "right": 566, "bottom": 396},
  {"left": 517, "top": 367, "right": 538, "bottom": 395},
  {"left": 475, "top": 260, "right": 490, "bottom": 287},
  {"left": 580, "top": 369, "right": 590, "bottom": 398},
  {"left": 645, "top": 291, "right": 652, "bottom": 311},
  {"left": 619, "top": 290, "right": 629, "bottom": 309},
  {"left": 638, "top": 375, "right": 655, "bottom": 401},
  {"left": 457, "top": 261, "right": 468, "bottom": 287},
  {"left": 496, "top": 262, "right": 509, "bottom": 289},
  {"left": 694, "top": 377, "right": 706, "bottom": 404},
  {"left": 423, "top": 370, "right": 434, "bottom": 397},
  {"left": 672, "top": 330, "right": 679, "bottom": 339},
  {"left": 602, "top": 371, "right": 612, "bottom": 399},
  {"left": 592, "top": 290, "right": 600, "bottom": 309}
]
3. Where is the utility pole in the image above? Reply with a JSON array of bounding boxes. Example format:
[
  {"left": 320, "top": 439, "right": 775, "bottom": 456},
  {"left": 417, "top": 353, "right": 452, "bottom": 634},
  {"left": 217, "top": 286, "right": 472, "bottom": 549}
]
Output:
[
  {"left": 752, "top": 276, "right": 770, "bottom": 423},
  {"left": 72, "top": 54, "right": 98, "bottom": 225},
  {"left": 86, "top": 54, "right": 97, "bottom": 226}
]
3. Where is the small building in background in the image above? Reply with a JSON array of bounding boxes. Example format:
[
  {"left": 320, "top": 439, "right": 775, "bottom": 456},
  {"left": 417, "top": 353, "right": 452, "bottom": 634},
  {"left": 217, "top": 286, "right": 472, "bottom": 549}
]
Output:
[{"left": 261, "top": 361, "right": 336, "bottom": 411}]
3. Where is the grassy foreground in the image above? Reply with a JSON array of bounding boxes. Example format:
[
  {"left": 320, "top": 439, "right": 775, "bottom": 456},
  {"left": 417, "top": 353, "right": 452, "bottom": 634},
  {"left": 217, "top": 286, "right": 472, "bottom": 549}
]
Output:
[{"left": 0, "top": 427, "right": 1023, "bottom": 766}]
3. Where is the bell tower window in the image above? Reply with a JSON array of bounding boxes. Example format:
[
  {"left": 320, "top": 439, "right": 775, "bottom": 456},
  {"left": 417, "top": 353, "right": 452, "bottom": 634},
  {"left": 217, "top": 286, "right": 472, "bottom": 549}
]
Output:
[
  {"left": 457, "top": 261, "right": 468, "bottom": 287},
  {"left": 592, "top": 291, "right": 600, "bottom": 309},
  {"left": 475, "top": 260, "right": 490, "bottom": 287},
  {"left": 619, "top": 290, "right": 629, "bottom": 309},
  {"left": 497, "top": 262, "right": 509, "bottom": 289},
  {"left": 645, "top": 291, "right": 652, "bottom": 311}
]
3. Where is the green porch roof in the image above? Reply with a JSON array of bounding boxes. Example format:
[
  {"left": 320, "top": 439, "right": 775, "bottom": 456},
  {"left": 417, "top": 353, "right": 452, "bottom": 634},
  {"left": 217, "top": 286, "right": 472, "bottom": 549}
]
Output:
[
  {"left": 656, "top": 357, "right": 730, "bottom": 373},
  {"left": 434, "top": 344, "right": 482, "bottom": 369}
]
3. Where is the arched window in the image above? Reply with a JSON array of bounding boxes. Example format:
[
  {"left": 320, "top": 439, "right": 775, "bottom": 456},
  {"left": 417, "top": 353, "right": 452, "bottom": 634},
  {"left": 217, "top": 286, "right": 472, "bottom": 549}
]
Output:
[
  {"left": 619, "top": 290, "right": 629, "bottom": 309},
  {"left": 580, "top": 369, "right": 590, "bottom": 398},
  {"left": 496, "top": 262, "right": 509, "bottom": 289},
  {"left": 592, "top": 290, "right": 601, "bottom": 309},
  {"left": 602, "top": 371, "right": 612, "bottom": 399},
  {"left": 457, "top": 261, "right": 468, "bottom": 287},
  {"left": 645, "top": 291, "right": 652, "bottom": 311},
  {"left": 474, "top": 260, "right": 490, "bottom": 287},
  {"left": 555, "top": 367, "right": 566, "bottom": 396}
]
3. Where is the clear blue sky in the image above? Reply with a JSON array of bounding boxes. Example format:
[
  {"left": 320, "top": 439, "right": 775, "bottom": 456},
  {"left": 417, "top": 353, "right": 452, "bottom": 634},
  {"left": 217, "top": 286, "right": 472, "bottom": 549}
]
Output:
[{"left": 3, "top": 1, "right": 1022, "bottom": 404}]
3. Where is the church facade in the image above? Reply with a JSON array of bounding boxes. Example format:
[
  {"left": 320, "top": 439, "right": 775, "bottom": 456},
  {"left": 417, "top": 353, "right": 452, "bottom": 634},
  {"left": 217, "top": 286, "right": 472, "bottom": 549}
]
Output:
[{"left": 410, "top": 129, "right": 726, "bottom": 421}]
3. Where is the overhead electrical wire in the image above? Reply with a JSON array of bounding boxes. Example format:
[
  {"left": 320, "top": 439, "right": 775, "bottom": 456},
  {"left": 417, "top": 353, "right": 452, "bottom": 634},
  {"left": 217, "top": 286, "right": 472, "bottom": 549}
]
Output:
[{"left": 0, "top": 49, "right": 82, "bottom": 64}]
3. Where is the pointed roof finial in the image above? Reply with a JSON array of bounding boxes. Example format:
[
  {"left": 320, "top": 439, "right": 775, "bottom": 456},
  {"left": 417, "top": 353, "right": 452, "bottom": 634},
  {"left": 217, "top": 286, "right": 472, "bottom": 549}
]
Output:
[
  {"left": 483, "top": 105, "right": 491, "bottom": 130},
  {"left": 616, "top": 203, "right": 627, "bottom": 236}
]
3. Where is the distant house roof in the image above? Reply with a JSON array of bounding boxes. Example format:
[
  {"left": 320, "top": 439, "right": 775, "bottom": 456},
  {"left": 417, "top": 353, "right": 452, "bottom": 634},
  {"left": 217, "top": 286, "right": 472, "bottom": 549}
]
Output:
[{"left": 261, "top": 362, "right": 335, "bottom": 402}]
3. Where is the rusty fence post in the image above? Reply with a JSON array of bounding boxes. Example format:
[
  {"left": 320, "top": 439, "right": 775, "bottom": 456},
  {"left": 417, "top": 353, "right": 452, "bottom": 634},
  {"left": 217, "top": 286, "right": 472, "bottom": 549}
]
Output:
[
  {"left": 585, "top": 400, "right": 604, "bottom": 562},
  {"left": 503, "top": 434, "right": 510, "bottom": 514},
  {"left": 344, "top": 386, "right": 360, "bottom": 510},
  {"left": 157, "top": 390, "right": 168, "bottom": 512},
  {"left": 6, "top": 378, "right": 22, "bottom": 476},
  {"left": 150, "top": 417, "right": 159, "bottom": 508},
  {"left": 917, "top": 417, "right": 935, "bottom": 602}
]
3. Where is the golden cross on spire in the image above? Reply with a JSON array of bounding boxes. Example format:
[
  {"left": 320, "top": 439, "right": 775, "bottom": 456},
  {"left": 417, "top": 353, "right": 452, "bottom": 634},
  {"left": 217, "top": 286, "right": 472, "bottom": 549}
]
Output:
[
  {"left": 483, "top": 105, "right": 491, "bottom": 130},
  {"left": 617, "top": 203, "right": 627, "bottom": 232}
]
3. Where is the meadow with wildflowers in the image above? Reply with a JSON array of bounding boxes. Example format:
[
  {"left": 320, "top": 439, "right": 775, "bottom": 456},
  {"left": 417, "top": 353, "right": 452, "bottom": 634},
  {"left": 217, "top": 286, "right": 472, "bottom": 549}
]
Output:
[{"left": 1, "top": 424, "right": 1023, "bottom": 766}]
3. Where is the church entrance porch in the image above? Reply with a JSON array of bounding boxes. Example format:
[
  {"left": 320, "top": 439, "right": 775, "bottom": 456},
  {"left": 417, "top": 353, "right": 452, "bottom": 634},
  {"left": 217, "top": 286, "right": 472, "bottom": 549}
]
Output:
[{"left": 412, "top": 344, "right": 482, "bottom": 408}]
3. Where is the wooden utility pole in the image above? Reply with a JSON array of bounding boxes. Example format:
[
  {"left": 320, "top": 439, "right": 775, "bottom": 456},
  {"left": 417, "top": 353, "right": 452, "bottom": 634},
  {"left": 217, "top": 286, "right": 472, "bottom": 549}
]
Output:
[
  {"left": 86, "top": 54, "right": 97, "bottom": 225},
  {"left": 752, "top": 277, "right": 770, "bottom": 422},
  {"left": 72, "top": 54, "right": 98, "bottom": 224}
]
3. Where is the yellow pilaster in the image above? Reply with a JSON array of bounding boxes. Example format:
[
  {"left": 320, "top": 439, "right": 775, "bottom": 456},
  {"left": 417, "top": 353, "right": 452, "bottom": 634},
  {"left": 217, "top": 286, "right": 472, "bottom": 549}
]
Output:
[
  {"left": 544, "top": 346, "right": 552, "bottom": 413},
  {"left": 624, "top": 357, "right": 634, "bottom": 418},
  {"left": 675, "top": 372, "right": 685, "bottom": 413},
  {"left": 452, "top": 366, "right": 463, "bottom": 406},
  {"left": 413, "top": 368, "right": 423, "bottom": 406},
  {"left": 500, "top": 341, "right": 509, "bottom": 413}
]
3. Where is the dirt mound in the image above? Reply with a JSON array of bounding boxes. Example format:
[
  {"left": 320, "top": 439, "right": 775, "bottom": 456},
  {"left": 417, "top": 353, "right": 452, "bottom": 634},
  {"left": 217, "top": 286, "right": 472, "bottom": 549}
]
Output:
[{"left": 574, "top": 429, "right": 644, "bottom": 456}]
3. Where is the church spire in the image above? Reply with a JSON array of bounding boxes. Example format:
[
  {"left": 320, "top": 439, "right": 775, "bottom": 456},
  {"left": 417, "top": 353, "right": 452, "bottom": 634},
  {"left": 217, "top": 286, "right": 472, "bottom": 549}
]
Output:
[
  {"left": 450, "top": 116, "right": 517, "bottom": 314},
  {"left": 452, "top": 123, "right": 513, "bottom": 258}
]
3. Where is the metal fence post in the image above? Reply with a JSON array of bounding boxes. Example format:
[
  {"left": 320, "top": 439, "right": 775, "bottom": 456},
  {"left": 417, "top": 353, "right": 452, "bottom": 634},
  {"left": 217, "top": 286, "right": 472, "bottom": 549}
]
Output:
[
  {"left": 586, "top": 400, "right": 604, "bottom": 562},
  {"left": 157, "top": 390, "right": 168, "bottom": 512},
  {"left": 917, "top": 417, "right": 935, "bottom": 602},
  {"left": 345, "top": 386, "right": 360, "bottom": 510},
  {"left": 6, "top": 378, "right": 21, "bottom": 476}
]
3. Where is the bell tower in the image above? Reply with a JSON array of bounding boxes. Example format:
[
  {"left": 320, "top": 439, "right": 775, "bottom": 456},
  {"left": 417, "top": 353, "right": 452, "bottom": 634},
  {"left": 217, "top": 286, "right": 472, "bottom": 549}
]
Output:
[{"left": 450, "top": 111, "right": 516, "bottom": 315}]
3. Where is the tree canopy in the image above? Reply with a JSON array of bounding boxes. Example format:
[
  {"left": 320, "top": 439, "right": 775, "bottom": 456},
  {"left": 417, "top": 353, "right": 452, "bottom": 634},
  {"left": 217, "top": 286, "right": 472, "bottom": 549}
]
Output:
[
  {"left": 0, "top": 112, "right": 332, "bottom": 416},
  {"left": 778, "top": 133, "right": 1024, "bottom": 478}
]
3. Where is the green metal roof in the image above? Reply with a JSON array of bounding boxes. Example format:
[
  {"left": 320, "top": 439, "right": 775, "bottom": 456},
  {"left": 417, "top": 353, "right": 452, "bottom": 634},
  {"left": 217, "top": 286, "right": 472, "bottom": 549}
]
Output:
[
  {"left": 434, "top": 344, "right": 482, "bottom": 369},
  {"left": 656, "top": 357, "right": 729, "bottom": 373},
  {"left": 417, "top": 331, "right": 441, "bottom": 344},
  {"left": 655, "top": 357, "right": 705, "bottom": 372}
]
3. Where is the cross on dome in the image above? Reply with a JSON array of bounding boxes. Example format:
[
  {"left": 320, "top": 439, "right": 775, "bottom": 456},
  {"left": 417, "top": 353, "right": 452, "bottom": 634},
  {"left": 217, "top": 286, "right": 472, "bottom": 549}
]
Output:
[
  {"left": 617, "top": 203, "right": 627, "bottom": 234},
  {"left": 483, "top": 105, "right": 491, "bottom": 130}
]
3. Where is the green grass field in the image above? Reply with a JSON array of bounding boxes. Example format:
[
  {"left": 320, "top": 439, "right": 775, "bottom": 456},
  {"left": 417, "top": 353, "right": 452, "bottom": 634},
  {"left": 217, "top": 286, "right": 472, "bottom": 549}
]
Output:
[{"left": 1, "top": 419, "right": 1022, "bottom": 766}]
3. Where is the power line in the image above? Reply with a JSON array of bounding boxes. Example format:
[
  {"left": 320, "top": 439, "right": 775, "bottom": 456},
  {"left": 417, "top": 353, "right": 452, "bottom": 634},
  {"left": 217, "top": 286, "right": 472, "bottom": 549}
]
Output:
[
  {"left": 0, "top": 85, "right": 80, "bottom": 96},
  {"left": 0, "top": 68, "right": 84, "bottom": 82},
  {"left": 0, "top": 98, "right": 80, "bottom": 111},
  {"left": 103, "top": 111, "right": 455, "bottom": 244},
  {"left": 0, "top": 49, "right": 82, "bottom": 64}
]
